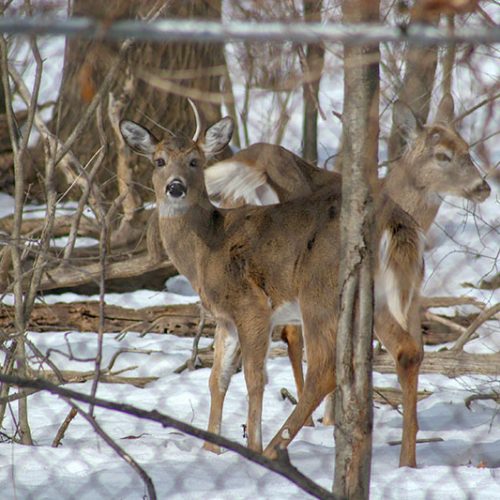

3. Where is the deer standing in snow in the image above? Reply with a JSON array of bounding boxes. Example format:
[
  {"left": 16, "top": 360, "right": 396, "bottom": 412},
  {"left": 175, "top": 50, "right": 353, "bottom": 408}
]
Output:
[
  {"left": 120, "top": 111, "right": 424, "bottom": 464},
  {"left": 203, "top": 94, "right": 491, "bottom": 465}
]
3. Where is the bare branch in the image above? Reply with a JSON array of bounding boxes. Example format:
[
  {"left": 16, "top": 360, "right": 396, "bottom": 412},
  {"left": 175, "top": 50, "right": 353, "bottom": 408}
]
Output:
[
  {"left": 452, "top": 303, "right": 500, "bottom": 351},
  {"left": 0, "top": 373, "right": 335, "bottom": 500}
]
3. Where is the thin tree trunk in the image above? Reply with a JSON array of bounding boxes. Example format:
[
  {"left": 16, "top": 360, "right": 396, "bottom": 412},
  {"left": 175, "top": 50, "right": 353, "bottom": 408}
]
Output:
[
  {"left": 442, "top": 15, "right": 455, "bottom": 96},
  {"left": 333, "top": 1, "right": 379, "bottom": 497},
  {"left": 301, "top": 0, "right": 324, "bottom": 163},
  {"left": 387, "top": 8, "right": 439, "bottom": 165}
]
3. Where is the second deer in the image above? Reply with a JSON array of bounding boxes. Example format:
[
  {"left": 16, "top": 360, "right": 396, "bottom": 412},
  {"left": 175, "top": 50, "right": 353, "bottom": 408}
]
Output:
[{"left": 203, "top": 94, "right": 491, "bottom": 465}]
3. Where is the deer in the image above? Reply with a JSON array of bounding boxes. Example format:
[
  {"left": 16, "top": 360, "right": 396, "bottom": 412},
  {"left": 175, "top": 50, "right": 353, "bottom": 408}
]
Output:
[
  {"left": 202, "top": 93, "right": 491, "bottom": 461},
  {"left": 120, "top": 109, "right": 424, "bottom": 466}
]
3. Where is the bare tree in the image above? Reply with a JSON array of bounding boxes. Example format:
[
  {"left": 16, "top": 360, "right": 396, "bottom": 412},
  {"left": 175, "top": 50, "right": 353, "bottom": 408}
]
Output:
[
  {"left": 301, "top": 0, "right": 324, "bottom": 163},
  {"left": 333, "top": 0, "right": 379, "bottom": 497},
  {"left": 387, "top": 6, "right": 439, "bottom": 164}
]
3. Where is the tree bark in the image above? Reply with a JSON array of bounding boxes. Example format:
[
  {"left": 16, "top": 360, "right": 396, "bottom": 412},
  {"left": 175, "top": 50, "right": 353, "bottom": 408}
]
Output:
[
  {"left": 44, "top": 0, "right": 227, "bottom": 202},
  {"left": 387, "top": 8, "right": 439, "bottom": 165},
  {"left": 301, "top": 0, "right": 324, "bottom": 163},
  {"left": 333, "top": 1, "right": 379, "bottom": 497}
]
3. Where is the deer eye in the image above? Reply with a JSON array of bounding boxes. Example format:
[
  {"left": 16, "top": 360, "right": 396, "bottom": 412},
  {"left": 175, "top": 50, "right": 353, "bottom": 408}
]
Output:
[
  {"left": 436, "top": 152, "right": 451, "bottom": 162},
  {"left": 155, "top": 158, "right": 166, "bottom": 167},
  {"left": 189, "top": 158, "right": 199, "bottom": 168}
]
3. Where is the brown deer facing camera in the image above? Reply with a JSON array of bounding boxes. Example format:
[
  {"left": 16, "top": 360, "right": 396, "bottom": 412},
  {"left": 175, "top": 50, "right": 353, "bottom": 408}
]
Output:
[{"left": 120, "top": 110, "right": 424, "bottom": 465}]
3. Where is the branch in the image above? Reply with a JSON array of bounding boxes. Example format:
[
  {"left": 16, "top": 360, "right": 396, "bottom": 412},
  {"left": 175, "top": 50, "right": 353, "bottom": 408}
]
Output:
[
  {"left": 452, "top": 303, "right": 500, "bottom": 352},
  {"left": 0, "top": 373, "right": 335, "bottom": 500},
  {"left": 69, "top": 401, "right": 157, "bottom": 500}
]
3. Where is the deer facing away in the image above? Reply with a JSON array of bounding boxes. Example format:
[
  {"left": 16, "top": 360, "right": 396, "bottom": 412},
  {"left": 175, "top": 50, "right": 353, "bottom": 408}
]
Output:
[
  {"left": 203, "top": 93, "right": 491, "bottom": 464},
  {"left": 120, "top": 113, "right": 424, "bottom": 465}
]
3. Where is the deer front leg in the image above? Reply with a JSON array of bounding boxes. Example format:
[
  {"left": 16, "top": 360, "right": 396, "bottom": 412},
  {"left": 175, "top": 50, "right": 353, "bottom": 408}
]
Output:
[
  {"left": 238, "top": 316, "right": 272, "bottom": 453},
  {"left": 280, "top": 324, "right": 314, "bottom": 427},
  {"left": 204, "top": 321, "right": 240, "bottom": 454}
]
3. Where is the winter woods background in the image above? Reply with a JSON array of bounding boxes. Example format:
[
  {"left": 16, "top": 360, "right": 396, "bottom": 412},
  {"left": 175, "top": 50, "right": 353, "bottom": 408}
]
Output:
[{"left": 0, "top": 1, "right": 499, "bottom": 498}]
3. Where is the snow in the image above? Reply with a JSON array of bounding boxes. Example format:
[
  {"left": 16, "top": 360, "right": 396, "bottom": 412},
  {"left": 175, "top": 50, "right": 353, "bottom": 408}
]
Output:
[
  {"left": 1, "top": 6, "right": 499, "bottom": 499},
  {"left": 2, "top": 330, "right": 500, "bottom": 499}
]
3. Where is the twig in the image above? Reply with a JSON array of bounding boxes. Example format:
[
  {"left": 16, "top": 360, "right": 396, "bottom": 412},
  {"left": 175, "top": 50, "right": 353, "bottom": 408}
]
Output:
[
  {"left": 280, "top": 388, "right": 298, "bottom": 406},
  {"left": 189, "top": 307, "right": 206, "bottom": 370},
  {"left": 107, "top": 348, "right": 160, "bottom": 372},
  {"left": 452, "top": 303, "right": 500, "bottom": 352},
  {"left": 51, "top": 407, "right": 77, "bottom": 447},
  {"left": 465, "top": 393, "right": 500, "bottom": 410},
  {"left": 387, "top": 437, "right": 443, "bottom": 446},
  {"left": 174, "top": 308, "right": 207, "bottom": 374},
  {"left": 454, "top": 91, "right": 500, "bottom": 124},
  {"left": 68, "top": 401, "right": 157, "bottom": 500},
  {"left": 424, "top": 312, "right": 466, "bottom": 335},
  {"left": 0, "top": 373, "right": 334, "bottom": 500},
  {"left": 421, "top": 296, "right": 486, "bottom": 310},
  {"left": 89, "top": 103, "right": 108, "bottom": 417}
]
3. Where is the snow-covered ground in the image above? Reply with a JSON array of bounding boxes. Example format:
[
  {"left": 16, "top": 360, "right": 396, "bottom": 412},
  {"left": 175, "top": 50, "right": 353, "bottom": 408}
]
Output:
[
  {"left": 1, "top": 185, "right": 499, "bottom": 499},
  {"left": 1, "top": 6, "right": 499, "bottom": 499}
]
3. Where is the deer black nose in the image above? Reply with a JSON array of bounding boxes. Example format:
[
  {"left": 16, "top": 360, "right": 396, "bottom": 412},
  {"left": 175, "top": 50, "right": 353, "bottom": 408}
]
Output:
[
  {"left": 166, "top": 179, "right": 187, "bottom": 198},
  {"left": 474, "top": 180, "right": 491, "bottom": 202}
]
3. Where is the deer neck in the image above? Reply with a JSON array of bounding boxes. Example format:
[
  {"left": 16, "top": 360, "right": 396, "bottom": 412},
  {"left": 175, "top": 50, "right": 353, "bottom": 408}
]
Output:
[
  {"left": 384, "top": 160, "right": 441, "bottom": 233},
  {"left": 157, "top": 202, "right": 222, "bottom": 291}
]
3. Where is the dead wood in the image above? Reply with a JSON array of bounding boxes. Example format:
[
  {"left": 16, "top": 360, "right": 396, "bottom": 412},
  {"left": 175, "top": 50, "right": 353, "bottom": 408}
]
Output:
[
  {"left": 0, "top": 214, "right": 100, "bottom": 239},
  {"left": 373, "top": 387, "right": 432, "bottom": 408},
  {"left": 374, "top": 350, "right": 500, "bottom": 377},
  {"left": 421, "top": 295, "right": 486, "bottom": 310},
  {"left": 0, "top": 302, "right": 215, "bottom": 337},
  {"left": 39, "top": 370, "right": 158, "bottom": 388},
  {"left": 464, "top": 393, "right": 500, "bottom": 409},
  {"left": 16, "top": 253, "right": 176, "bottom": 293},
  {"left": 193, "top": 345, "right": 500, "bottom": 378}
]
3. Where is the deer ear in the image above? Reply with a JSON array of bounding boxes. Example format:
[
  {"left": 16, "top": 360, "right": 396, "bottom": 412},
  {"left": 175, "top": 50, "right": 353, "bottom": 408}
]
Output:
[
  {"left": 435, "top": 93, "right": 455, "bottom": 123},
  {"left": 392, "top": 100, "right": 422, "bottom": 143},
  {"left": 200, "top": 117, "right": 234, "bottom": 158},
  {"left": 120, "top": 120, "right": 158, "bottom": 158}
]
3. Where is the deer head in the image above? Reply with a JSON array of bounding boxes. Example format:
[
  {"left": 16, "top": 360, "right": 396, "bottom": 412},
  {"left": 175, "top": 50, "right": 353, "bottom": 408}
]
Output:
[
  {"left": 120, "top": 105, "right": 233, "bottom": 217},
  {"left": 393, "top": 94, "right": 491, "bottom": 203}
]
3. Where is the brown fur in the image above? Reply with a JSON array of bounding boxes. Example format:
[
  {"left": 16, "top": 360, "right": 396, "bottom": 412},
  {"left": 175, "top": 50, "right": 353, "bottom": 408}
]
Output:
[
  {"left": 121, "top": 118, "right": 423, "bottom": 464},
  {"left": 203, "top": 95, "right": 490, "bottom": 467}
]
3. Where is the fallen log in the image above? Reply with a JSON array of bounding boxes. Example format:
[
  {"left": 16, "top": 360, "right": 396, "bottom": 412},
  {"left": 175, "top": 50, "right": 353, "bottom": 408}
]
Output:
[
  {"left": 195, "top": 344, "right": 500, "bottom": 377},
  {"left": 0, "top": 301, "right": 215, "bottom": 337},
  {"left": 0, "top": 253, "right": 178, "bottom": 294},
  {"left": 0, "top": 300, "right": 480, "bottom": 345}
]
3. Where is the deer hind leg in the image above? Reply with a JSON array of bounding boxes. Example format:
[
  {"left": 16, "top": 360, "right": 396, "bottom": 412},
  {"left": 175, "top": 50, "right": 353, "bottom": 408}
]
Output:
[
  {"left": 375, "top": 302, "right": 422, "bottom": 468},
  {"left": 238, "top": 315, "right": 272, "bottom": 453},
  {"left": 321, "top": 392, "right": 336, "bottom": 426},
  {"left": 280, "top": 324, "right": 314, "bottom": 427},
  {"left": 204, "top": 321, "right": 240, "bottom": 454},
  {"left": 265, "top": 317, "right": 336, "bottom": 459}
]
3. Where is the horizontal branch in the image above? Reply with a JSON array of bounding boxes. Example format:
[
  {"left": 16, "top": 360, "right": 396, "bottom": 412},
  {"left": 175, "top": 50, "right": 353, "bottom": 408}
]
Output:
[
  {"left": 0, "top": 18, "right": 498, "bottom": 45},
  {"left": 0, "top": 373, "right": 334, "bottom": 500}
]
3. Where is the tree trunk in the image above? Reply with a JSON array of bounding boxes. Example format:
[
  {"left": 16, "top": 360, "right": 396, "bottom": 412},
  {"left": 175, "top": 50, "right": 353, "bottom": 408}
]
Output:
[
  {"left": 387, "top": 8, "right": 439, "bottom": 165},
  {"left": 333, "top": 1, "right": 379, "bottom": 497},
  {"left": 301, "top": 0, "right": 324, "bottom": 164},
  {"left": 45, "top": 0, "right": 227, "bottom": 203}
]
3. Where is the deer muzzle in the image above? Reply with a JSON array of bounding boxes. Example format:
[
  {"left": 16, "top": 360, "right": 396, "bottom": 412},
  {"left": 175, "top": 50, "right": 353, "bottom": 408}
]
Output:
[
  {"left": 467, "top": 179, "right": 491, "bottom": 203},
  {"left": 166, "top": 179, "right": 187, "bottom": 198}
]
